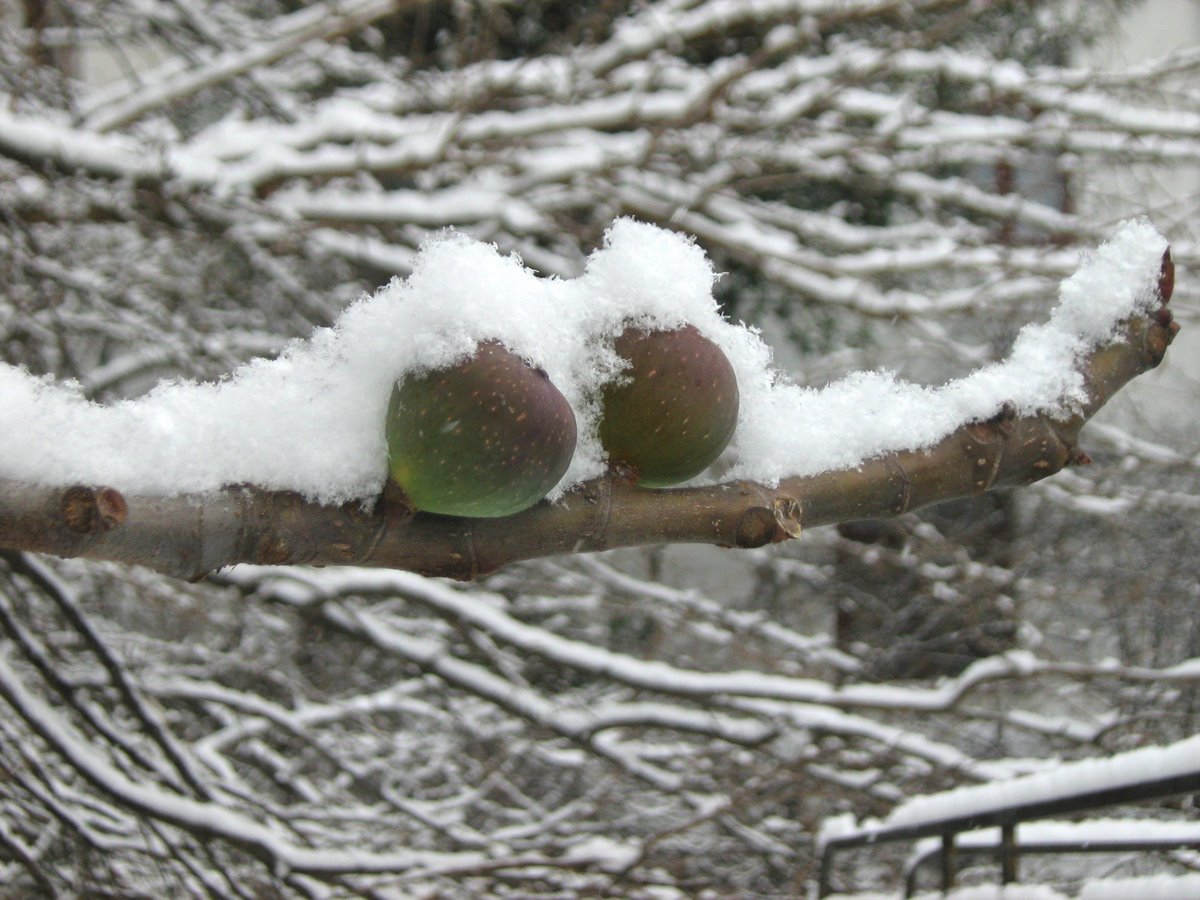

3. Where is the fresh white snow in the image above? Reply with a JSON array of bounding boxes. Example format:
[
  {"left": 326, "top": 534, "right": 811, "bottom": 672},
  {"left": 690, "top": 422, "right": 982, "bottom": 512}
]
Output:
[
  {"left": 827, "top": 887, "right": 1069, "bottom": 900},
  {"left": 1080, "top": 873, "right": 1200, "bottom": 900},
  {"left": 910, "top": 817, "right": 1200, "bottom": 855},
  {"left": 822, "top": 732, "right": 1200, "bottom": 842},
  {"left": 0, "top": 217, "right": 1168, "bottom": 504}
]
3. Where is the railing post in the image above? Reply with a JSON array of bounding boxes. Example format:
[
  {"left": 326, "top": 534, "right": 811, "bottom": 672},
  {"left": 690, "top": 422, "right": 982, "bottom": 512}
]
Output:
[
  {"left": 903, "top": 861, "right": 920, "bottom": 898},
  {"left": 817, "top": 845, "right": 834, "bottom": 898},
  {"left": 941, "top": 832, "right": 957, "bottom": 890},
  {"left": 1000, "top": 822, "right": 1019, "bottom": 883}
]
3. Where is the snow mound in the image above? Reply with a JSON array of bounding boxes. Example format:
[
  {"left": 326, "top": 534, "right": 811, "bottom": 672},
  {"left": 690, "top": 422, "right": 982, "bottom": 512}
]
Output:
[
  {"left": 1080, "top": 873, "right": 1200, "bottom": 900},
  {"left": 0, "top": 218, "right": 1168, "bottom": 503}
]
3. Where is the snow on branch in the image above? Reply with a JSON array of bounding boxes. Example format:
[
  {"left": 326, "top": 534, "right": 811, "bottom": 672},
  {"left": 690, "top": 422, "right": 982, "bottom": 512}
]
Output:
[
  {"left": 0, "top": 642, "right": 643, "bottom": 881},
  {"left": 0, "top": 220, "right": 1179, "bottom": 579},
  {"left": 832, "top": 730, "right": 1200, "bottom": 838},
  {"left": 226, "top": 564, "right": 1200, "bottom": 722},
  {"left": 79, "top": 0, "right": 409, "bottom": 133}
]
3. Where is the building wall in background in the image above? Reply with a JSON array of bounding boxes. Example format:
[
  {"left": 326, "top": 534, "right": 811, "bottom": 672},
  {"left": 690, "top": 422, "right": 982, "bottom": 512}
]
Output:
[{"left": 1081, "top": 0, "right": 1200, "bottom": 445}]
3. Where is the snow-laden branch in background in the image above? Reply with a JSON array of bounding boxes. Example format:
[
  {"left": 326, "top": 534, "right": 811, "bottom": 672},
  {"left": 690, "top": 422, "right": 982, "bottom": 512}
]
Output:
[
  {"left": 0, "top": 645, "right": 648, "bottom": 883},
  {"left": 229, "top": 564, "right": 1200, "bottom": 721},
  {"left": 219, "top": 565, "right": 1023, "bottom": 787},
  {"left": 79, "top": 0, "right": 409, "bottom": 133},
  {"left": 0, "top": 219, "right": 1180, "bottom": 579}
]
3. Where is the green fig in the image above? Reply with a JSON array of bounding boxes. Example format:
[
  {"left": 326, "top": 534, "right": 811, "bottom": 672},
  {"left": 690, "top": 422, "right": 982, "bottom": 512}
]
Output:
[
  {"left": 386, "top": 342, "right": 577, "bottom": 517},
  {"left": 599, "top": 325, "right": 739, "bottom": 487}
]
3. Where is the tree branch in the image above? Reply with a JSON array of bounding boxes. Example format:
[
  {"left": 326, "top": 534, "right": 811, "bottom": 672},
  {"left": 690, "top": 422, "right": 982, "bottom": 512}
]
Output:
[
  {"left": 0, "top": 253, "right": 1178, "bottom": 581},
  {"left": 80, "top": 0, "right": 413, "bottom": 133}
]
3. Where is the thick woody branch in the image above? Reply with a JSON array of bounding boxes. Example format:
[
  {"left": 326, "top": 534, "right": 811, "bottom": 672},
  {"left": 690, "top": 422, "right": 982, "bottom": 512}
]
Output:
[{"left": 0, "top": 254, "right": 1178, "bottom": 582}]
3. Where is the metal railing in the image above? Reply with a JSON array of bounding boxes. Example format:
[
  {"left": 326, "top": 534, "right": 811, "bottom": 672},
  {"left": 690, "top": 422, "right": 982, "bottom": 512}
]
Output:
[
  {"left": 902, "top": 823, "right": 1200, "bottom": 895},
  {"left": 818, "top": 768, "right": 1200, "bottom": 897}
]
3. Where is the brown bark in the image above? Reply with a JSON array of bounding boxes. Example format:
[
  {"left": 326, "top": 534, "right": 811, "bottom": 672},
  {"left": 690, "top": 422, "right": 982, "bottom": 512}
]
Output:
[{"left": 0, "top": 253, "right": 1179, "bottom": 582}]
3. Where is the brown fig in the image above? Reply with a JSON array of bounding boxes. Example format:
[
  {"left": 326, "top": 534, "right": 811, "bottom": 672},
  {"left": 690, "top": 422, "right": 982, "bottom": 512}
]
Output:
[{"left": 599, "top": 325, "right": 738, "bottom": 487}]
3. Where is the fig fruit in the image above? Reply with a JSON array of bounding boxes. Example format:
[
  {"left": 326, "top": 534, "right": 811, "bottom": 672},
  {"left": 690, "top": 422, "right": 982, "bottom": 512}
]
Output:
[
  {"left": 599, "top": 325, "right": 738, "bottom": 487},
  {"left": 386, "top": 342, "right": 577, "bottom": 517}
]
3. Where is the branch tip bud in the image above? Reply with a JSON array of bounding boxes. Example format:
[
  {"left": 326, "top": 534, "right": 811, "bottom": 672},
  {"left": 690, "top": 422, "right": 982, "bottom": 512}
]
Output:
[{"left": 1158, "top": 249, "right": 1175, "bottom": 303}]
